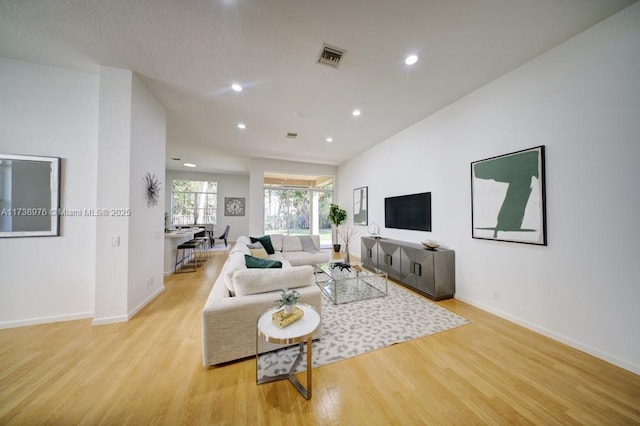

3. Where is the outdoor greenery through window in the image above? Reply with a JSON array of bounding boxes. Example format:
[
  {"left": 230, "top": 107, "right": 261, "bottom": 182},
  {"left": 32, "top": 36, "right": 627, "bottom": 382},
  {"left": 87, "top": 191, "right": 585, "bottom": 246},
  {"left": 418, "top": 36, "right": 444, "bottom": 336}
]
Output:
[
  {"left": 264, "top": 174, "right": 334, "bottom": 247},
  {"left": 171, "top": 180, "right": 217, "bottom": 226}
]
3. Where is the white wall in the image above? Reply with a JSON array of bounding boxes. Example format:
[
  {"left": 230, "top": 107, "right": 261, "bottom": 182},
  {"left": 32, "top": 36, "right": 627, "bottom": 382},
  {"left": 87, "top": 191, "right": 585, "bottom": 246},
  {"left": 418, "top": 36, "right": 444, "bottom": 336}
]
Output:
[
  {"left": 127, "top": 75, "right": 166, "bottom": 315},
  {"left": 94, "top": 66, "right": 132, "bottom": 324},
  {"left": 165, "top": 170, "right": 250, "bottom": 240},
  {"left": 0, "top": 61, "right": 166, "bottom": 328},
  {"left": 339, "top": 3, "right": 640, "bottom": 373},
  {"left": 94, "top": 67, "right": 167, "bottom": 324},
  {"left": 0, "top": 58, "right": 98, "bottom": 327}
]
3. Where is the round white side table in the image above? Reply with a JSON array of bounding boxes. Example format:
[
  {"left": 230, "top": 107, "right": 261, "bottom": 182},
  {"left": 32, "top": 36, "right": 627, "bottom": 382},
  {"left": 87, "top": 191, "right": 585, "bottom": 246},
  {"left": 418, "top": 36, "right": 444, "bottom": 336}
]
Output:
[{"left": 256, "top": 303, "right": 320, "bottom": 400}]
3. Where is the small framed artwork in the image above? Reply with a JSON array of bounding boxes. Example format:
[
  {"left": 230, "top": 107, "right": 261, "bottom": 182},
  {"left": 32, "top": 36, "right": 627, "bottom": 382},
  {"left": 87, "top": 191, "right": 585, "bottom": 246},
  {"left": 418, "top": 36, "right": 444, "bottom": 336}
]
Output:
[
  {"left": 471, "top": 145, "right": 547, "bottom": 245},
  {"left": 353, "top": 186, "right": 368, "bottom": 226},
  {"left": 224, "top": 197, "right": 245, "bottom": 216}
]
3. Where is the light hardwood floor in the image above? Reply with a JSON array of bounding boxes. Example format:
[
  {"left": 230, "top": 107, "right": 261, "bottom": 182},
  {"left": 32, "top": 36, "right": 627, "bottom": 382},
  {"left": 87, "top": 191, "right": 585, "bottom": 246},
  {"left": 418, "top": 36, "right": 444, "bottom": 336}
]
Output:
[{"left": 1, "top": 250, "right": 639, "bottom": 425}]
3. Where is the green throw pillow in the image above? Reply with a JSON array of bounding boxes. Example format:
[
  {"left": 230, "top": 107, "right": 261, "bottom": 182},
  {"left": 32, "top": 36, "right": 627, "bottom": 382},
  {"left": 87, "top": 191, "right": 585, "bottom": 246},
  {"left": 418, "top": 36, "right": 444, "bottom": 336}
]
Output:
[
  {"left": 250, "top": 235, "right": 275, "bottom": 254},
  {"left": 244, "top": 254, "right": 282, "bottom": 269}
]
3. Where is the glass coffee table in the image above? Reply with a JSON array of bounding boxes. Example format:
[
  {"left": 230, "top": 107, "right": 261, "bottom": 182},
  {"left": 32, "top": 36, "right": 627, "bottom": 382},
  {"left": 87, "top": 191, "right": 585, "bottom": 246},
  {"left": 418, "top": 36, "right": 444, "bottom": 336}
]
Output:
[{"left": 314, "top": 262, "right": 388, "bottom": 304}]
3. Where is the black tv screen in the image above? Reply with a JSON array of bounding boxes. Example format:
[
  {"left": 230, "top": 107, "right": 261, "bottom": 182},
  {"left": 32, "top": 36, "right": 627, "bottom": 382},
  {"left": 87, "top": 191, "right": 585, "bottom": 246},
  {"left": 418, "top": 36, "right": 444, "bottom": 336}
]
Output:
[{"left": 385, "top": 192, "right": 431, "bottom": 231}]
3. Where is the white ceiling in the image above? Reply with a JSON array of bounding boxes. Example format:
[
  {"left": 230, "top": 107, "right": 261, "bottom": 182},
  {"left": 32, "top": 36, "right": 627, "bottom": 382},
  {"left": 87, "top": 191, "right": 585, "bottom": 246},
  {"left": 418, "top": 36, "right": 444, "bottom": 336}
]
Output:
[{"left": 0, "top": 0, "right": 636, "bottom": 174}]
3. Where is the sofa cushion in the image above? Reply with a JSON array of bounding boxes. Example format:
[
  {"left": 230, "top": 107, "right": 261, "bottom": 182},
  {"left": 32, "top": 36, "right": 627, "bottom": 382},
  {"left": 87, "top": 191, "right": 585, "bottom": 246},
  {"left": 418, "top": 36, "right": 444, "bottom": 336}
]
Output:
[
  {"left": 230, "top": 240, "right": 251, "bottom": 255},
  {"left": 244, "top": 254, "right": 282, "bottom": 269},
  {"left": 236, "top": 235, "right": 251, "bottom": 245},
  {"left": 233, "top": 265, "right": 314, "bottom": 296},
  {"left": 224, "top": 251, "right": 248, "bottom": 293},
  {"left": 298, "top": 235, "right": 320, "bottom": 252},
  {"left": 283, "top": 251, "right": 330, "bottom": 266},
  {"left": 282, "top": 235, "right": 303, "bottom": 252},
  {"left": 269, "top": 234, "right": 284, "bottom": 252},
  {"left": 268, "top": 252, "right": 291, "bottom": 267},
  {"left": 250, "top": 235, "right": 275, "bottom": 255}
]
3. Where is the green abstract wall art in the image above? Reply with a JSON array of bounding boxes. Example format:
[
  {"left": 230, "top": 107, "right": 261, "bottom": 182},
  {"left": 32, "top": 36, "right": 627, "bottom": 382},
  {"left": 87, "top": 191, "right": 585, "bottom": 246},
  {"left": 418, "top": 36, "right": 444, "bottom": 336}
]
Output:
[{"left": 471, "top": 146, "right": 547, "bottom": 245}]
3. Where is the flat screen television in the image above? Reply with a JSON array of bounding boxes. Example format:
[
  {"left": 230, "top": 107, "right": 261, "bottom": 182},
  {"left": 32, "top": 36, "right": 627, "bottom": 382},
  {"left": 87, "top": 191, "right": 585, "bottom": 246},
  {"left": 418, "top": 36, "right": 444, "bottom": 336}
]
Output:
[{"left": 385, "top": 192, "right": 431, "bottom": 231}]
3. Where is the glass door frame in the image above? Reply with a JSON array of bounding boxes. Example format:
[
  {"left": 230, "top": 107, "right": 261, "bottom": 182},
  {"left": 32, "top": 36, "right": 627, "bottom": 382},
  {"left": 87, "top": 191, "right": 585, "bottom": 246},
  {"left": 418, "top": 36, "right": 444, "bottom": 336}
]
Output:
[{"left": 263, "top": 182, "right": 333, "bottom": 248}]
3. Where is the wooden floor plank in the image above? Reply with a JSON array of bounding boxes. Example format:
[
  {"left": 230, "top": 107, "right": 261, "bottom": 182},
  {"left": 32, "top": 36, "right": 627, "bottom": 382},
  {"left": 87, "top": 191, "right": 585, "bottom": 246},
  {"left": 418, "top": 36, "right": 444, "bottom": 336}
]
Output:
[{"left": 1, "top": 250, "right": 639, "bottom": 424}]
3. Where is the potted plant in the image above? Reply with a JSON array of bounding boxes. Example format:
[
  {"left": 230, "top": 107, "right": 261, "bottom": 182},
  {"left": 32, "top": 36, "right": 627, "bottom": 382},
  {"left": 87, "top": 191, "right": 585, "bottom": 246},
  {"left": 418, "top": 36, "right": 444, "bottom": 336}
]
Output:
[
  {"left": 276, "top": 287, "right": 300, "bottom": 315},
  {"left": 328, "top": 203, "right": 347, "bottom": 253}
]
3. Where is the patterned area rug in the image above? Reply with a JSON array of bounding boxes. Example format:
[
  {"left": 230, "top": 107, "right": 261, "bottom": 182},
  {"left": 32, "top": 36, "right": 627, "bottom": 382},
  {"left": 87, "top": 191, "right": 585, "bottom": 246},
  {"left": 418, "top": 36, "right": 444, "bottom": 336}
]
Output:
[{"left": 257, "top": 283, "right": 469, "bottom": 377}]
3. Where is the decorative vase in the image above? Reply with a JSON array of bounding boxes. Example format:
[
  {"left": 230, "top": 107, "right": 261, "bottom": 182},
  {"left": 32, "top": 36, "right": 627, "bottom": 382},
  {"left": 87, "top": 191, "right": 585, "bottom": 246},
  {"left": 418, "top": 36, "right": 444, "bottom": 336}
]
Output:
[
  {"left": 344, "top": 245, "right": 350, "bottom": 265},
  {"left": 284, "top": 304, "right": 295, "bottom": 315}
]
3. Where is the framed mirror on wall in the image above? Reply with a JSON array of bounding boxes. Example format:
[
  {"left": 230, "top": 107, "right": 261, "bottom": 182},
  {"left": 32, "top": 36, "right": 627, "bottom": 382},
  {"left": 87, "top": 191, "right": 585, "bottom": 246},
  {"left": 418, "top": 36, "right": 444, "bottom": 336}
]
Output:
[{"left": 0, "top": 154, "right": 61, "bottom": 237}]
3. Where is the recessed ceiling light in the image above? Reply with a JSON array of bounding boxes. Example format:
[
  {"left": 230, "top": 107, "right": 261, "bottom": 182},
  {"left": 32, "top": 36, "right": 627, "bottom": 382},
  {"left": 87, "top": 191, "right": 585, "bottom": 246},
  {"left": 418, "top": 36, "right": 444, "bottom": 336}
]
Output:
[
  {"left": 183, "top": 162, "right": 196, "bottom": 168},
  {"left": 237, "top": 123, "right": 246, "bottom": 129},
  {"left": 326, "top": 137, "right": 333, "bottom": 143},
  {"left": 352, "top": 109, "right": 361, "bottom": 117},
  {"left": 231, "top": 83, "right": 243, "bottom": 92},
  {"left": 405, "top": 54, "right": 418, "bottom": 65}
]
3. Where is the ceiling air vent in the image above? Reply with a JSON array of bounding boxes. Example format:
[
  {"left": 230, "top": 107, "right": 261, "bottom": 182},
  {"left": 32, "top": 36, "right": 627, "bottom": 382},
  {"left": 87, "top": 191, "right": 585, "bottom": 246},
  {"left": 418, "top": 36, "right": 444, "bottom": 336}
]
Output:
[
  {"left": 318, "top": 44, "right": 346, "bottom": 68},
  {"left": 286, "top": 132, "right": 298, "bottom": 139}
]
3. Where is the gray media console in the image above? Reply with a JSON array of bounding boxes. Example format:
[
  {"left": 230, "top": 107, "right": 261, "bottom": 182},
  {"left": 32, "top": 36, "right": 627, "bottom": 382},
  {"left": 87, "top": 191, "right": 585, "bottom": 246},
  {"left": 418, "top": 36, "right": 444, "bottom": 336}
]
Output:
[{"left": 360, "top": 237, "right": 455, "bottom": 300}]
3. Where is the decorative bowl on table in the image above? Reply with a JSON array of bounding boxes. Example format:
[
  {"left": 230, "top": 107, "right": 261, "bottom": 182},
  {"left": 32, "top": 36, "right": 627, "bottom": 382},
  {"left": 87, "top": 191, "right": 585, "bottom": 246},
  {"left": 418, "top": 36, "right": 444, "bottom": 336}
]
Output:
[{"left": 421, "top": 240, "right": 439, "bottom": 250}]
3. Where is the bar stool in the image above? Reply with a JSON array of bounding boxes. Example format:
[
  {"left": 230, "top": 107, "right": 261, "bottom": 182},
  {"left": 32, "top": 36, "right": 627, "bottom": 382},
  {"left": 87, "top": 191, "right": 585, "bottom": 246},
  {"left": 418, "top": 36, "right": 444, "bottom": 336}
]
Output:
[
  {"left": 175, "top": 240, "right": 199, "bottom": 273},
  {"left": 192, "top": 237, "right": 208, "bottom": 264},
  {"left": 194, "top": 230, "right": 211, "bottom": 259}
]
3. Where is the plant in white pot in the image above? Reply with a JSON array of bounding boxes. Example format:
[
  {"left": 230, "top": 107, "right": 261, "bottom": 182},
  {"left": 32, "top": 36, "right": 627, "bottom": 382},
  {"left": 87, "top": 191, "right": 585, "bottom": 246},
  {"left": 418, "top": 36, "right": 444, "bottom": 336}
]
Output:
[
  {"left": 276, "top": 287, "right": 300, "bottom": 315},
  {"left": 328, "top": 203, "right": 347, "bottom": 253}
]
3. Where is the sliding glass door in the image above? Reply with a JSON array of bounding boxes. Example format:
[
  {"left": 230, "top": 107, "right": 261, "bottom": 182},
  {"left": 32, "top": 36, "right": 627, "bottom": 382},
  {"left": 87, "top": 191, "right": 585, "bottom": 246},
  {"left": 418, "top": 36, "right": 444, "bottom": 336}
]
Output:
[
  {"left": 264, "top": 174, "right": 333, "bottom": 247},
  {"left": 264, "top": 189, "right": 311, "bottom": 236}
]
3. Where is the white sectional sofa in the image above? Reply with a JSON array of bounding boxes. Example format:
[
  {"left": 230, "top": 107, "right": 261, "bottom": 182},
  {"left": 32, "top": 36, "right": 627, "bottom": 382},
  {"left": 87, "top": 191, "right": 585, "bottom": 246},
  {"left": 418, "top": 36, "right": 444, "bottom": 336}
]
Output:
[{"left": 201, "top": 234, "right": 329, "bottom": 366}]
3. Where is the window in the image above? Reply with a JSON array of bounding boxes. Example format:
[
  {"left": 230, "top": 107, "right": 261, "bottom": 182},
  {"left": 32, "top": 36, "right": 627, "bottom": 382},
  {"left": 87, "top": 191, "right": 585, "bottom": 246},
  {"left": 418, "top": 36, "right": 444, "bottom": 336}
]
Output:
[
  {"left": 263, "top": 173, "right": 333, "bottom": 247},
  {"left": 171, "top": 180, "right": 217, "bottom": 226}
]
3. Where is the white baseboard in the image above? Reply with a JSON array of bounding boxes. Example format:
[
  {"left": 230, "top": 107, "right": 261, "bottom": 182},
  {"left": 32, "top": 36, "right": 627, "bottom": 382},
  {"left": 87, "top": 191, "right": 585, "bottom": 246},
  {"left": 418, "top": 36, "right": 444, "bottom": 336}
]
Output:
[
  {"left": 0, "top": 286, "right": 166, "bottom": 328},
  {"left": 91, "top": 314, "right": 128, "bottom": 326},
  {"left": 92, "top": 286, "right": 165, "bottom": 325},
  {"left": 0, "top": 311, "right": 93, "bottom": 329},
  {"left": 127, "top": 286, "right": 164, "bottom": 320},
  {"left": 455, "top": 295, "right": 640, "bottom": 375}
]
